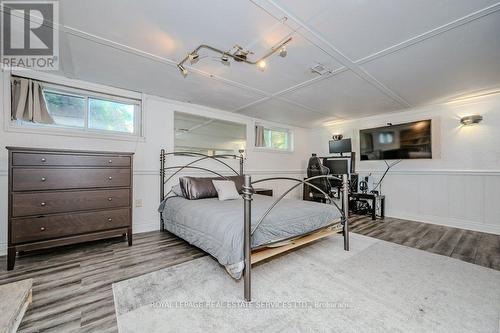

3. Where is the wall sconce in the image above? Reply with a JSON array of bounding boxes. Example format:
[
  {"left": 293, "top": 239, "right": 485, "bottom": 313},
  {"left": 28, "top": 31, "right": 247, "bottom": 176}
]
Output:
[
  {"left": 460, "top": 115, "right": 483, "bottom": 126},
  {"left": 332, "top": 134, "right": 343, "bottom": 141}
]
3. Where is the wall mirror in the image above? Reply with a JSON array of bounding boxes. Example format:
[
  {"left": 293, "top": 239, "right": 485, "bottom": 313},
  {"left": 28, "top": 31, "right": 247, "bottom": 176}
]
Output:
[{"left": 174, "top": 111, "right": 246, "bottom": 155}]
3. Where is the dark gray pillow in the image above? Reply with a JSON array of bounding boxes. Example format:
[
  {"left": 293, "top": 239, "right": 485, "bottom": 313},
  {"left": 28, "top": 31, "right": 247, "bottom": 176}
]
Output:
[{"left": 180, "top": 176, "right": 244, "bottom": 200}]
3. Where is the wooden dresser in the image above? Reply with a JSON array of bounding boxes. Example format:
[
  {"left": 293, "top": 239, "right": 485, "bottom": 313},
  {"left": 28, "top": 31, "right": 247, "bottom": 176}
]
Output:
[{"left": 6, "top": 147, "right": 134, "bottom": 270}]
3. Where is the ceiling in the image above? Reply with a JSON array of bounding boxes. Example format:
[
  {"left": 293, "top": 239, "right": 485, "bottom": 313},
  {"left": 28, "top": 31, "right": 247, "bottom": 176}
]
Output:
[{"left": 9, "top": 0, "right": 500, "bottom": 127}]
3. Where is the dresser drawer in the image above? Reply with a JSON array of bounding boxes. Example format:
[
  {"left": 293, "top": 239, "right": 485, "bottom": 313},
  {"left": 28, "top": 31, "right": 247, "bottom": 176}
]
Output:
[
  {"left": 12, "top": 152, "right": 131, "bottom": 167},
  {"left": 11, "top": 209, "right": 130, "bottom": 244},
  {"left": 12, "top": 168, "right": 131, "bottom": 191},
  {"left": 12, "top": 189, "right": 130, "bottom": 217}
]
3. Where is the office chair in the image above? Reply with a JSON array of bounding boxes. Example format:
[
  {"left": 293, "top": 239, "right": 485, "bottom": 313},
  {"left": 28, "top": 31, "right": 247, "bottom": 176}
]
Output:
[{"left": 305, "top": 155, "right": 332, "bottom": 201}]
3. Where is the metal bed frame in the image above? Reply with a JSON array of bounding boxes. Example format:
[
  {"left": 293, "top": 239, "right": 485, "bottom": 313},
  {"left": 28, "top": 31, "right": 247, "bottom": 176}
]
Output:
[{"left": 159, "top": 149, "right": 349, "bottom": 301}]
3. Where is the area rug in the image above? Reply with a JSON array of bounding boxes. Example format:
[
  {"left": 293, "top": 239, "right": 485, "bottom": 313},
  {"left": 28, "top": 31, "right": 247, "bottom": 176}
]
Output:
[{"left": 112, "top": 234, "right": 500, "bottom": 332}]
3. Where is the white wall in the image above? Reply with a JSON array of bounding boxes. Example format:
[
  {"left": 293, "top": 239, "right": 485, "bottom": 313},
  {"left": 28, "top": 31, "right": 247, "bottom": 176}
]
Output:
[
  {"left": 0, "top": 70, "right": 310, "bottom": 255},
  {"left": 310, "top": 93, "right": 500, "bottom": 235}
]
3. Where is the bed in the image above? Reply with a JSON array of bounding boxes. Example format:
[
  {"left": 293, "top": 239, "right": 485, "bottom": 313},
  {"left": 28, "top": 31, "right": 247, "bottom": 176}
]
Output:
[
  {"left": 158, "top": 194, "right": 343, "bottom": 279},
  {"left": 159, "top": 150, "right": 349, "bottom": 301}
]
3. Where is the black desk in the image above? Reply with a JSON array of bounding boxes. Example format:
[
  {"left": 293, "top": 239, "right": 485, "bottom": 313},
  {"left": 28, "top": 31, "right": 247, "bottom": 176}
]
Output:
[{"left": 349, "top": 192, "right": 385, "bottom": 220}]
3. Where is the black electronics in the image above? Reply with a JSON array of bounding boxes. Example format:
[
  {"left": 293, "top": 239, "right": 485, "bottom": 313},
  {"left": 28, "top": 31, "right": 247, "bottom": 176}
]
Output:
[
  {"left": 350, "top": 151, "right": 356, "bottom": 173},
  {"left": 323, "top": 158, "right": 350, "bottom": 175},
  {"left": 349, "top": 173, "right": 358, "bottom": 193},
  {"left": 359, "top": 178, "right": 368, "bottom": 193},
  {"left": 359, "top": 120, "right": 432, "bottom": 160},
  {"left": 329, "top": 138, "right": 352, "bottom": 154}
]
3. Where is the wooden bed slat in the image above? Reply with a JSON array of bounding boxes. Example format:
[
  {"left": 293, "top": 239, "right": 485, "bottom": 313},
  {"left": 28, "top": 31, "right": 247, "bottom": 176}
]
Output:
[{"left": 251, "top": 224, "right": 343, "bottom": 264}]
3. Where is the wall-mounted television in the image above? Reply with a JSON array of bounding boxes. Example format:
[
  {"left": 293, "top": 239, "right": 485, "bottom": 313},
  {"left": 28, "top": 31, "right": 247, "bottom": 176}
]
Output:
[{"left": 359, "top": 120, "right": 432, "bottom": 160}]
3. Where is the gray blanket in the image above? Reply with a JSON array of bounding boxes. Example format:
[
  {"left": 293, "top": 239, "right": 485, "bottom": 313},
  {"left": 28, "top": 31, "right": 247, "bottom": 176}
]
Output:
[{"left": 158, "top": 195, "right": 342, "bottom": 271}]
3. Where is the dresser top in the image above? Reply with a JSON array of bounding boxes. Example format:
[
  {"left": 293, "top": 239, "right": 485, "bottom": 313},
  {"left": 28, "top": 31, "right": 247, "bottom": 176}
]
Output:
[{"left": 6, "top": 146, "right": 135, "bottom": 156}]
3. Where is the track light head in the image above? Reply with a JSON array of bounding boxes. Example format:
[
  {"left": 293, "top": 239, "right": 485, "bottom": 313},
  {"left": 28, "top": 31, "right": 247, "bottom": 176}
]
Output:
[
  {"left": 188, "top": 52, "right": 199, "bottom": 64},
  {"left": 257, "top": 60, "right": 266, "bottom": 71},
  {"left": 221, "top": 54, "right": 230, "bottom": 66},
  {"left": 279, "top": 46, "right": 287, "bottom": 57},
  {"left": 177, "top": 64, "right": 188, "bottom": 78}
]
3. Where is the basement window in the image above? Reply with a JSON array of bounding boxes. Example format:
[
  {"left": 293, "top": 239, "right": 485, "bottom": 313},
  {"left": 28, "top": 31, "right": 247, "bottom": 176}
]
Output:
[
  {"left": 10, "top": 75, "right": 142, "bottom": 137},
  {"left": 255, "top": 124, "right": 293, "bottom": 152}
]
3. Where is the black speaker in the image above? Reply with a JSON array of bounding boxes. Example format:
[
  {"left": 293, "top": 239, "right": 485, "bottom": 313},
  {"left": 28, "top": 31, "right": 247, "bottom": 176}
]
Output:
[
  {"left": 350, "top": 152, "right": 356, "bottom": 173},
  {"left": 349, "top": 173, "right": 358, "bottom": 193}
]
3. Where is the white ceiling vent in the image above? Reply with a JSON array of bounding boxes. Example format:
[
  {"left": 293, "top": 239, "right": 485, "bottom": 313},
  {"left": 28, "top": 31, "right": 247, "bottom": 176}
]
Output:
[{"left": 310, "top": 63, "right": 332, "bottom": 76}]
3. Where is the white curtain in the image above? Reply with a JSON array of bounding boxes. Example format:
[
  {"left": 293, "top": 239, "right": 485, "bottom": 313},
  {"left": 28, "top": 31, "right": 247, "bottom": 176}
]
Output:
[
  {"left": 255, "top": 124, "right": 266, "bottom": 147},
  {"left": 11, "top": 77, "right": 54, "bottom": 124}
]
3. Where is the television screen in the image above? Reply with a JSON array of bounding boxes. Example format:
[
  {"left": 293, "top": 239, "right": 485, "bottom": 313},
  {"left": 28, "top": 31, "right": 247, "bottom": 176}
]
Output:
[
  {"left": 329, "top": 138, "right": 352, "bottom": 154},
  {"left": 359, "top": 120, "right": 432, "bottom": 160}
]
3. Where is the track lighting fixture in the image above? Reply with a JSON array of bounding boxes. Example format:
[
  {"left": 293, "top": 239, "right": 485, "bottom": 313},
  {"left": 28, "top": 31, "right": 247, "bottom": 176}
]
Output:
[
  {"left": 332, "top": 134, "right": 343, "bottom": 141},
  {"left": 257, "top": 60, "right": 267, "bottom": 71},
  {"left": 279, "top": 46, "right": 287, "bottom": 57},
  {"left": 177, "top": 64, "right": 188, "bottom": 78},
  {"left": 176, "top": 37, "right": 292, "bottom": 77},
  {"left": 188, "top": 52, "right": 199, "bottom": 64}
]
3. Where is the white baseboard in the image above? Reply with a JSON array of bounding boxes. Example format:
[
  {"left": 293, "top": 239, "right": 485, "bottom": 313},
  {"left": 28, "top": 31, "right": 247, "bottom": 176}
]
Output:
[
  {"left": 0, "top": 242, "right": 5, "bottom": 256},
  {"left": 388, "top": 211, "right": 500, "bottom": 235},
  {"left": 132, "top": 220, "right": 159, "bottom": 233}
]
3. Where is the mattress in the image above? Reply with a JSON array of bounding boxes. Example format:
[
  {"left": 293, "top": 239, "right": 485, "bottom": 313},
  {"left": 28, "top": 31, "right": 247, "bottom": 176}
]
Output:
[{"left": 158, "top": 194, "right": 342, "bottom": 278}]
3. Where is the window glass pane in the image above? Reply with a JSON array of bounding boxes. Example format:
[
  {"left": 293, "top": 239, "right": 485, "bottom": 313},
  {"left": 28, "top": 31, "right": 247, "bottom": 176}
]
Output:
[
  {"left": 43, "top": 91, "right": 85, "bottom": 127},
  {"left": 271, "top": 130, "right": 288, "bottom": 150},
  {"left": 89, "top": 98, "right": 135, "bottom": 133},
  {"left": 264, "top": 128, "right": 272, "bottom": 148},
  {"left": 258, "top": 126, "right": 290, "bottom": 150}
]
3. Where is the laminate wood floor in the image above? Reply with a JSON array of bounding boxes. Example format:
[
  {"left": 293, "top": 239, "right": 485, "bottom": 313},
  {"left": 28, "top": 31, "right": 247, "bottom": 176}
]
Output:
[
  {"left": 350, "top": 215, "right": 500, "bottom": 270},
  {"left": 0, "top": 216, "right": 499, "bottom": 332}
]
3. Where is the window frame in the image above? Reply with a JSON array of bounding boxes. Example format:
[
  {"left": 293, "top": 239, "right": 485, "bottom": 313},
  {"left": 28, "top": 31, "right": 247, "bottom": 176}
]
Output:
[
  {"left": 254, "top": 122, "right": 294, "bottom": 153},
  {"left": 4, "top": 70, "right": 145, "bottom": 141}
]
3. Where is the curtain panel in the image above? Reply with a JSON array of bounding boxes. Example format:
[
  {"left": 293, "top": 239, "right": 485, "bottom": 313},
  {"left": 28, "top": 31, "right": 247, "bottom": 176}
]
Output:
[
  {"left": 255, "top": 124, "right": 266, "bottom": 147},
  {"left": 11, "top": 77, "right": 55, "bottom": 124}
]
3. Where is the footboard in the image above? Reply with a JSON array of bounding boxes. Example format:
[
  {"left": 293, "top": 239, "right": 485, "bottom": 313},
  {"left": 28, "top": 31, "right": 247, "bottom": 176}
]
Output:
[{"left": 242, "top": 174, "right": 350, "bottom": 301}]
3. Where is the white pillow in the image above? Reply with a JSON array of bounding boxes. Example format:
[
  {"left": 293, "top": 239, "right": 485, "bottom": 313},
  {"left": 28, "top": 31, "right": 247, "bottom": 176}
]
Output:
[
  {"left": 212, "top": 180, "right": 241, "bottom": 201},
  {"left": 171, "top": 184, "right": 184, "bottom": 197}
]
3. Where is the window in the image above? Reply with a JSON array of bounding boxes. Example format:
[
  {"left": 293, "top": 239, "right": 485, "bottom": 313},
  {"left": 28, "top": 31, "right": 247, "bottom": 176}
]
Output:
[
  {"left": 11, "top": 76, "right": 142, "bottom": 137},
  {"left": 255, "top": 124, "right": 293, "bottom": 151}
]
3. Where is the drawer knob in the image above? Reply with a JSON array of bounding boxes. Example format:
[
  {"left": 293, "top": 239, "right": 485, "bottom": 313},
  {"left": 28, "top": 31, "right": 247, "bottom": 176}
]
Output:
[
  {"left": 41, "top": 157, "right": 47, "bottom": 162},
  {"left": 108, "top": 197, "right": 113, "bottom": 201},
  {"left": 108, "top": 159, "right": 113, "bottom": 163},
  {"left": 40, "top": 227, "right": 46, "bottom": 231},
  {"left": 108, "top": 176, "right": 113, "bottom": 180},
  {"left": 40, "top": 202, "right": 46, "bottom": 207},
  {"left": 108, "top": 218, "right": 113, "bottom": 222},
  {"left": 41, "top": 177, "right": 47, "bottom": 182}
]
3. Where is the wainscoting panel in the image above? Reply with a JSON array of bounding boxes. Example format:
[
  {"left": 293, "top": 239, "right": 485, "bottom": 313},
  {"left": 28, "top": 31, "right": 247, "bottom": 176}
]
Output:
[
  {"left": 484, "top": 175, "right": 500, "bottom": 230},
  {"left": 361, "top": 170, "right": 500, "bottom": 235}
]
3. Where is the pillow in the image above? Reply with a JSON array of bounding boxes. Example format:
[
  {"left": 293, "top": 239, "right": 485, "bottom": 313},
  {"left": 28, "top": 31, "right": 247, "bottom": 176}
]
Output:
[
  {"left": 212, "top": 180, "right": 241, "bottom": 201},
  {"left": 179, "top": 175, "right": 244, "bottom": 200},
  {"left": 171, "top": 184, "right": 184, "bottom": 197}
]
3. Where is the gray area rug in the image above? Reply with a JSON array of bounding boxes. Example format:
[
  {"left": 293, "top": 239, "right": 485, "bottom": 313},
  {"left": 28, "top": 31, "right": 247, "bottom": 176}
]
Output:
[{"left": 113, "top": 234, "right": 500, "bottom": 332}]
